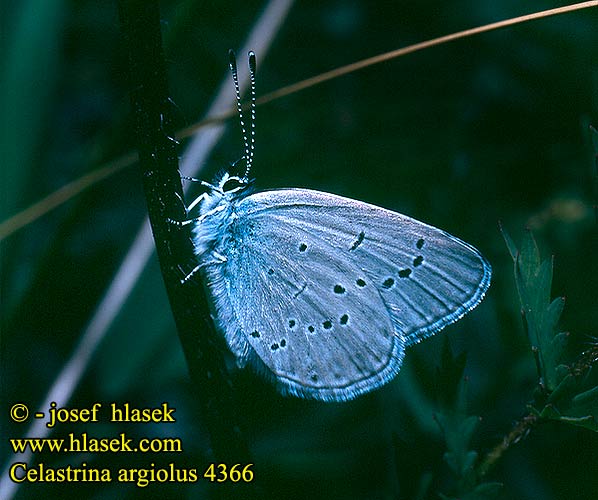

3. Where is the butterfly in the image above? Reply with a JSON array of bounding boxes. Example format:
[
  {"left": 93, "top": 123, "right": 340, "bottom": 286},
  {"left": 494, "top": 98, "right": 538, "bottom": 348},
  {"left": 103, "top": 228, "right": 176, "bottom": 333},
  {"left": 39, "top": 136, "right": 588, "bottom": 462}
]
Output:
[{"left": 176, "top": 50, "right": 491, "bottom": 402}]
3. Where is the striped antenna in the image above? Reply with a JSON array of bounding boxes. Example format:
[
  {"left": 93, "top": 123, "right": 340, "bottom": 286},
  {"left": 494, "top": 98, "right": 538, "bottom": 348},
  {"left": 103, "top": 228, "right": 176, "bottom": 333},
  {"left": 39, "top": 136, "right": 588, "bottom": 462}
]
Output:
[
  {"left": 228, "top": 49, "right": 256, "bottom": 178},
  {"left": 247, "top": 51, "right": 256, "bottom": 177}
]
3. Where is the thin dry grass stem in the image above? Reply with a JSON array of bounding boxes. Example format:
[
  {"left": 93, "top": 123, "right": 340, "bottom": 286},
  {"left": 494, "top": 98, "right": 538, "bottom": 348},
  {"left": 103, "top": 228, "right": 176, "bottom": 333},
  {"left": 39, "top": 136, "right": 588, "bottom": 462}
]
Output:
[{"left": 2, "top": 1, "right": 597, "bottom": 241}]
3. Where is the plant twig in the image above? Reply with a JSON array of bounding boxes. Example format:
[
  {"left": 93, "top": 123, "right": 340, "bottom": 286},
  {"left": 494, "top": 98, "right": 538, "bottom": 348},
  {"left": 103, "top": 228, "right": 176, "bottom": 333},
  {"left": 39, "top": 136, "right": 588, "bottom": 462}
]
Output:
[
  {"left": 118, "top": 0, "right": 251, "bottom": 468},
  {"left": 477, "top": 341, "right": 598, "bottom": 478},
  {"left": 477, "top": 413, "right": 539, "bottom": 478}
]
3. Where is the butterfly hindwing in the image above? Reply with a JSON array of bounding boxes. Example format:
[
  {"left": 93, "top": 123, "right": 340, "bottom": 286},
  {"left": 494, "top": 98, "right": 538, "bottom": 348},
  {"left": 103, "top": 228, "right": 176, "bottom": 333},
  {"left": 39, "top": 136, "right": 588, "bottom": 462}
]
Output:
[{"left": 203, "top": 205, "right": 404, "bottom": 401}]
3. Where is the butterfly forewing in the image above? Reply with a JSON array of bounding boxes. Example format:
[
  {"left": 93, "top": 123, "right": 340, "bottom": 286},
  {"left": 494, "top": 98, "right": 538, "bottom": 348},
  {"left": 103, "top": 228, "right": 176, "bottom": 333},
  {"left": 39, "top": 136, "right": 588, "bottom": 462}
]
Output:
[{"left": 238, "top": 189, "right": 490, "bottom": 343}]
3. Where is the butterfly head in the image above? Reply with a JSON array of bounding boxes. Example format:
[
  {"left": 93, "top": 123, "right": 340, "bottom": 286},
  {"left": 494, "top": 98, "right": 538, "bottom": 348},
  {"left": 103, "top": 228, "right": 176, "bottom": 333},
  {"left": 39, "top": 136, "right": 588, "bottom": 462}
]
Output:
[{"left": 216, "top": 170, "right": 253, "bottom": 198}]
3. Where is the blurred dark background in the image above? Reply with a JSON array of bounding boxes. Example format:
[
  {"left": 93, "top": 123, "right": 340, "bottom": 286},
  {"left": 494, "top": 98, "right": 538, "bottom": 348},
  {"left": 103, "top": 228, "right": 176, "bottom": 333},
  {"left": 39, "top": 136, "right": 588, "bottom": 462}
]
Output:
[{"left": 1, "top": 1, "right": 597, "bottom": 498}]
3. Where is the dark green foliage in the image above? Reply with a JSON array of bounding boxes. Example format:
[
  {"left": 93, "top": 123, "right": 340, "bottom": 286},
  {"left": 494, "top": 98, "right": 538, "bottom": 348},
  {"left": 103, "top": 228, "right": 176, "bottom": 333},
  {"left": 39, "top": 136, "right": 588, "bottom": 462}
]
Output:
[
  {"left": 434, "top": 340, "right": 502, "bottom": 499},
  {"left": 501, "top": 227, "right": 598, "bottom": 432}
]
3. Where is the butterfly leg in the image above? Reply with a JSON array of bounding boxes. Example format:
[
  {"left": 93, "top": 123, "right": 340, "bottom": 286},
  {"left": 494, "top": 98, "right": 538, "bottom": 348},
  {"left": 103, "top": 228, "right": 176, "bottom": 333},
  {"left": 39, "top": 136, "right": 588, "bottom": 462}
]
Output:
[
  {"left": 180, "top": 251, "right": 226, "bottom": 284},
  {"left": 186, "top": 191, "right": 208, "bottom": 212},
  {"left": 181, "top": 263, "right": 202, "bottom": 284},
  {"left": 180, "top": 175, "right": 219, "bottom": 188},
  {"left": 167, "top": 203, "right": 226, "bottom": 227}
]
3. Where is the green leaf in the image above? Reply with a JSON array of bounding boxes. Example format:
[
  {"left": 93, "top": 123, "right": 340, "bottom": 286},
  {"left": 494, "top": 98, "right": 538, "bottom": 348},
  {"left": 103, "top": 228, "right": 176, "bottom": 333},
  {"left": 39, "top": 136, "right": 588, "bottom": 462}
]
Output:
[
  {"left": 519, "top": 229, "right": 541, "bottom": 287},
  {"left": 502, "top": 228, "right": 566, "bottom": 391},
  {"left": 499, "top": 223, "right": 518, "bottom": 261},
  {"left": 413, "top": 472, "right": 433, "bottom": 500},
  {"left": 439, "top": 414, "right": 479, "bottom": 475},
  {"left": 546, "top": 373, "right": 576, "bottom": 405},
  {"left": 537, "top": 397, "right": 598, "bottom": 432},
  {"left": 468, "top": 482, "right": 503, "bottom": 499},
  {"left": 554, "top": 364, "right": 570, "bottom": 385},
  {"left": 572, "top": 385, "right": 598, "bottom": 407},
  {"left": 543, "top": 330, "right": 568, "bottom": 388},
  {"left": 544, "top": 298, "right": 566, "bottom": 334},
  {"left": 552, "top": 415, "right": 597, "bottom": 432},
  {"left": 538, "top": 404, "right": 561, "bottom": 420},
  {"left": 436, "top": 337, "right": 467, "bottom": 410},
  {"left": 567, "top": 384, "right": 598, "bottom": 425},
  {"left": 434, "top": 340, "right": 489, "bottom": 496},
  {"left": 440, "top": 481, "right": 502, "bottom": 500}
]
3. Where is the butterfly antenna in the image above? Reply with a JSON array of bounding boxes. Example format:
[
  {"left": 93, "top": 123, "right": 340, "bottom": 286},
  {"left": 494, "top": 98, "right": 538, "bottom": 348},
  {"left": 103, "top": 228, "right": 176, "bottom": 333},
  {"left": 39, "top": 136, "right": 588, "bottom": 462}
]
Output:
[
  {"left": 247, "top": 51, "right": 256, "bottom": 178},
  {"left": 229, "top": 49, "right": 252, "bottom": 178}
]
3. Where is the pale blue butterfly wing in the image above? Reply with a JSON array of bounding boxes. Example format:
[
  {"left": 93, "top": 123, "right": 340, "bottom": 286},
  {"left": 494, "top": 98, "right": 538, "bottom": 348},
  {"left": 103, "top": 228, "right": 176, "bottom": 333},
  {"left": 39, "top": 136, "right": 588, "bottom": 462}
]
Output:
[{"left": 196, "top": 187, "right": 491, "bottom": 402}]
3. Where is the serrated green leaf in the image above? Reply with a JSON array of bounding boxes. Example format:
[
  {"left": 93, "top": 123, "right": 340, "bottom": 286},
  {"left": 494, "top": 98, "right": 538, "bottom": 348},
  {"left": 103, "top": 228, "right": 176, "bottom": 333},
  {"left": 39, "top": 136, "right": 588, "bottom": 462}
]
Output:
[
  {"left": 572, "top": 385, "right": 598, "bottom": 407},
  {"left": 545, "top": 298, "right": 566, "bottom": 335},
  {"left": 535, "top": 259, "right": 553, "bottom": 310},
  {"left": 539, "top": 404, "right": 561, "bottom": 420},
  {"left": 546, "top": 374, "right": 576, "bottom": 404},
  {"left": 499, "top": 224, "right": 518, "bottom": 262},
  {"left": 549, "top": 331, "right": 568, "bottom": 357},
  {"left": 436, "top": 413, "right": 477, "bottom": 449},
  {"left": 443, "top": 449, "right": 478, "bottom": 477},
  {"left": 437, "top": 411, "right": 480, "bottom": 479},
  {"left": 440, "top": 481, "right": 503, "bottom": 500},
  {"left": 568, "top": 385, "right": 598, "bottom": 422},
  {"left": 528, "top": 404, "right": 542, "bottom": 417},
  {"left": 519, "top": 229, "right": 541, "bottom": 285},
  {"left": 468, "top": 482, "right": 503, "bottom": 499},
  {"left": 554, "top": 415, "right": 598, "bottom": 432},
  {"left": 543, "top": 331, "right": 568, "bottom": 390},
  {"left": 504, "top": 229, "right": 571, "bottom": 392},
  {"left": 460, "top": 415, "right": 481, "bottom": 445},
  {"left": 462, "top": 450, "right": 478, "bottom": 473},
  {"left": 436, "top": 338, "right": 467, "bottom": 409},
  {"left": 513, "top": 252, "right": 529, "bottom": 312},
  {"left": 538, "top": 403, "right": 597, "bottom": 431},
  {"left": 554, "top": 363, "right": 571, "bottom": 385}
]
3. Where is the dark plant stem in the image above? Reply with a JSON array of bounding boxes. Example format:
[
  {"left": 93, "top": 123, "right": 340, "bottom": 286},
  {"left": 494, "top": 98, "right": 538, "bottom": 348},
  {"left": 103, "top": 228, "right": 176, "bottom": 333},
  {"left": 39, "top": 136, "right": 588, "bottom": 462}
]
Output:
[
  {"left": 118, "top": 0, "right": 252, "bottom": 472},
  {"left": 477, "top": 341, "right": 598, "bottom": 478},
  {"left": 477, "top": 413, "right": 539, "bottom": 478}
]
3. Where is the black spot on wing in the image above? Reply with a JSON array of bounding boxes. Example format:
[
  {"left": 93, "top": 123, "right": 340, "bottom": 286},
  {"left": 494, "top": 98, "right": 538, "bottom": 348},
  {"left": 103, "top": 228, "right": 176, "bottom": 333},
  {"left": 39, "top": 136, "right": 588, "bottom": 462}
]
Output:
[
  {"left": 398, "top": 268, "right": 412, "bottom": 278},
  {"left": 382, "top": 278, "right": 395, "bottom": 289},
  {"left": 350, "top": 231, "right": 365, "bottom": 251}
]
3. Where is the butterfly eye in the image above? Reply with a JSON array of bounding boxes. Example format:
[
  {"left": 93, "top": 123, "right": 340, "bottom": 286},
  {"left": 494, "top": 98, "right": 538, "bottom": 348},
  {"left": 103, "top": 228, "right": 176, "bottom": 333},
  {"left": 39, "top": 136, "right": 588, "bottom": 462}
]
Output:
[{"left": 222, "top": 177, "right": 246, "bottom": 193}]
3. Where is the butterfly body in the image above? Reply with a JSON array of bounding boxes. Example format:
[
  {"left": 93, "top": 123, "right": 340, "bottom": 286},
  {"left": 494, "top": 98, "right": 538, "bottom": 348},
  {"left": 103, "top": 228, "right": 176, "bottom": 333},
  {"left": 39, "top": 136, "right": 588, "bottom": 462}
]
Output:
[{"left": 190, "top": 172, "right": 491, "bottom": 401}]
